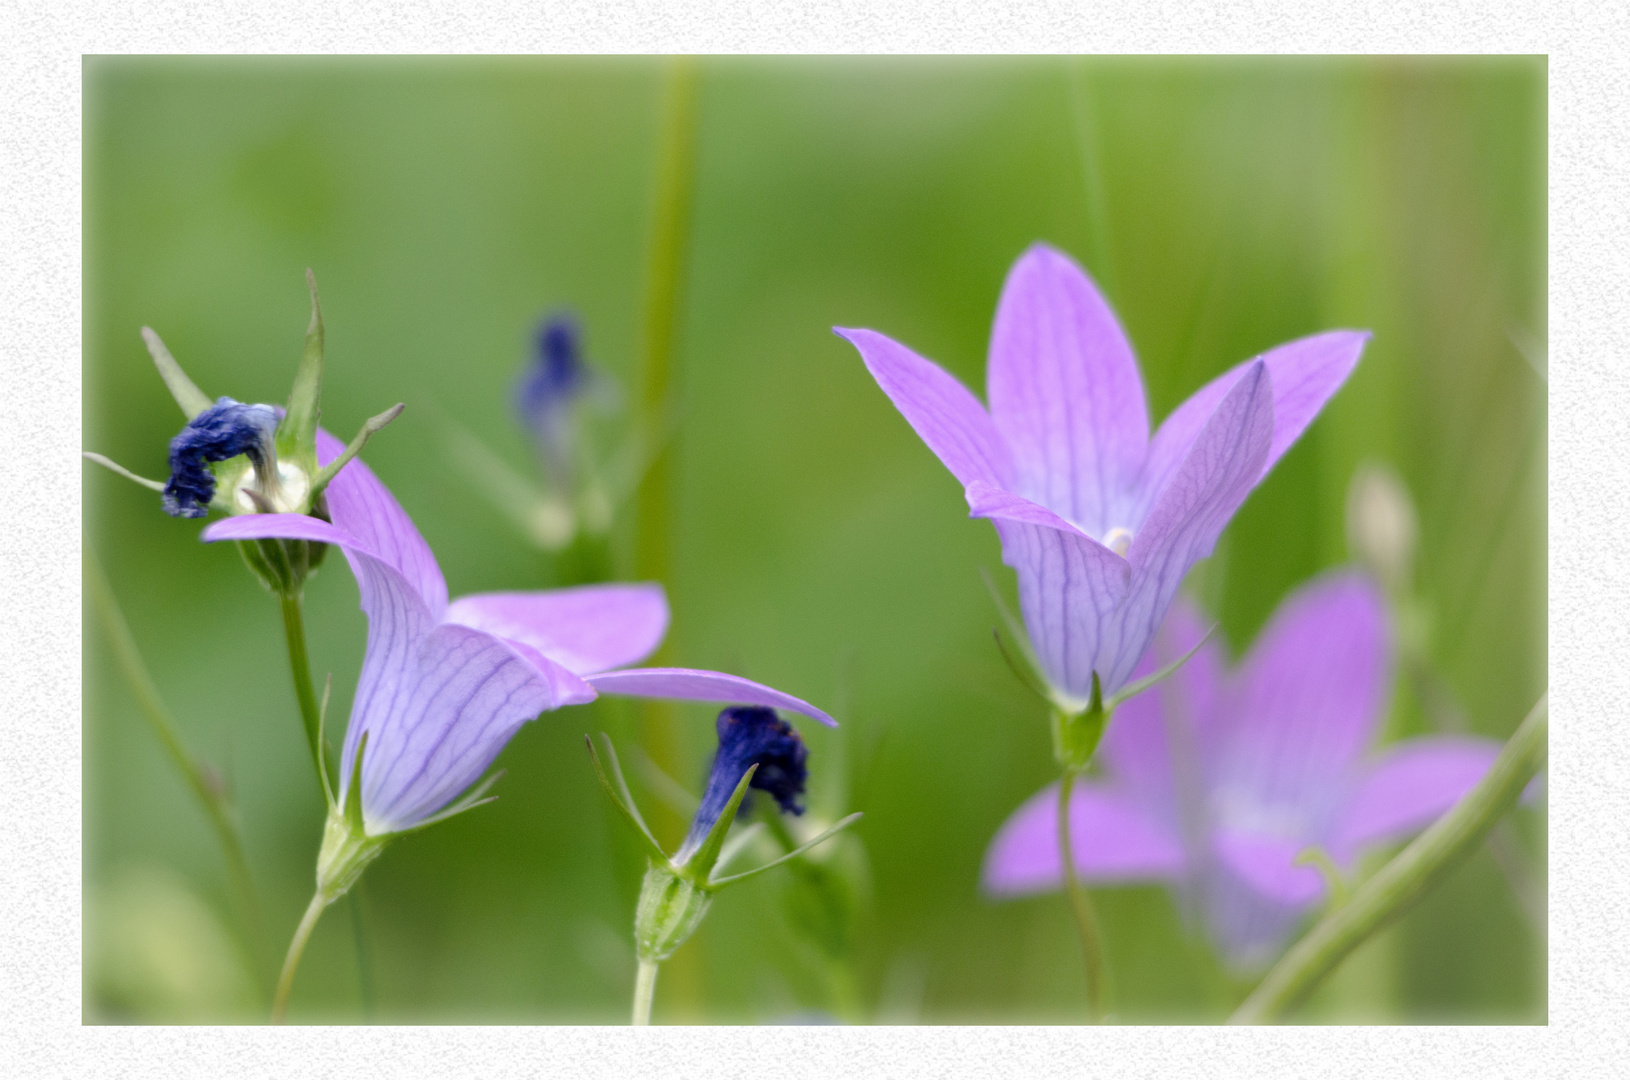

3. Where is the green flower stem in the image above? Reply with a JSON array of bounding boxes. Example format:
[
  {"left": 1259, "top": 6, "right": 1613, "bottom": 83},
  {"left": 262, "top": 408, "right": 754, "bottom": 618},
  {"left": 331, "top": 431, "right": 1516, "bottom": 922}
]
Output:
[
  {"left": 86, "top": 552, "right": 269, "bottom": 985},
  {"left": 629, "top": 56, "right": 702, "bottom": 1014},
  {"left": 1230, "top": 692, "right": 1547, "bottom": 1024},
  {"left": 632, "top": 957, "right": 660, "bottom": 1026},
  {"left": 278, "top": 591, "right": 327, "bottom": 789},
  {"left": 1058, "top": 768, "right": 1109, "bottom": 1023},
  {"left": 272, "top": 891, "right": 329, "bottom": 1024}
]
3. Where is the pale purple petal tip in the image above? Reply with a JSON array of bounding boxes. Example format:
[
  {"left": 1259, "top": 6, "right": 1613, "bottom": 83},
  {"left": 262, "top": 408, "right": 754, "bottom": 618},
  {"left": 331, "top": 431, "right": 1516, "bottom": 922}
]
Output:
[
  {"left": 444, "top": 583, "right": 670, "bottom": 676},
  {"left": 986, "top": 243, "right": 1148, "bottom": 536},
  {"left": 585, "top": 667, "right": 837, "bottom": 728},
  {"left": 835, "top": 327, "right": 1013, "bottom": 490},
  {"left": 1220, "top": 571, "right": 1390, "bottom": 825},
  {"left": 1331, "top": 735, "right": 1501, "bottom": 858},
  {"left": 983, "top": 780, "right": 1184, "bottom": 896}
]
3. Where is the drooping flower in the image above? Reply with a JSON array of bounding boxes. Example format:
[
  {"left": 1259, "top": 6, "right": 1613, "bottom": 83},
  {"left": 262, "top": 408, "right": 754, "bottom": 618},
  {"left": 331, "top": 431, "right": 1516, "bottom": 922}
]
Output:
[
  {"left": 161, "top": 398, "right": 282, "bottom": 518},
  {"left": 838, "top": 244, "right": 1369, "bottom": 704},
  {"left": 204, "top": 429, "right": 833, "bottom": 859},
  {"left": 981, "top": 571, "right": 1504, "bottom": 967}
]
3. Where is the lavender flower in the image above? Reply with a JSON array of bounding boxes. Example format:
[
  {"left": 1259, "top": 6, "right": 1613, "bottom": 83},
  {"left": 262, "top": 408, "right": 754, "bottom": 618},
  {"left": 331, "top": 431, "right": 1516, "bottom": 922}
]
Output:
[
  {"left": 838, "top": 244, "right": 1368, "bottom": 703},
  {"left": 205, "top": 429, "right": 834, "bottom": 846},
  {"left": 981, "top": 571, "right": 1503, "bottom": 966}
]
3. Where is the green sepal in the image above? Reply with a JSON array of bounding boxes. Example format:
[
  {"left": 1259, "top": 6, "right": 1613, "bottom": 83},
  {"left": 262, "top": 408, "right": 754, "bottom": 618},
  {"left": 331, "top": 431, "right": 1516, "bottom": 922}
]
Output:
[
  {"left": 1052, "top": 672, "right": 1107, "bottom": 775},
  {"left": 633, "top": 862, "right": 713, "bottom": 963},
  {"left": 142, "top": 327, "right": 212, "bottom": 420},
  {"left": 236, "top": 536, "right": 324, "bottom": 598},
  {"left": 83, "top": 452, "right": 166, "bottom": 493},
  {"left": 1293, "top": 845, "right": 1350, "bottom": 911},
  {"left": 677, "top": 763, "right": 758, "bottom": 884},
  {"left": 708, "top": 812, "right": 864, "bottom": 889},
  {"left": 311, "top": 403, "right": 406, "bottom": 501},
  {"left": 276, "top": 269, "right": 324, "bottom": 480},
  {"left": 314, "top": 731, "right": 387, "bottom": 903},
  {"left": 585, "top": 733, "right": 670, "bottom": 864}
]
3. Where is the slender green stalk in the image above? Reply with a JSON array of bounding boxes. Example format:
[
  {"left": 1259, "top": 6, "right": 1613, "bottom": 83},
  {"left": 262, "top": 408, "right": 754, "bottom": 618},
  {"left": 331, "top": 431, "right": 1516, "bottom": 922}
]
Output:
[
  {"left": 278, "top": 592, "right": 327, "bottom": 786},
  {"left": 1230, "top": 693, "right": 1547, "bottom": 1024},
  {"left": 1058, "top": 769, "right": 1108, "bottom": 1023},
  {"left": 629, "top": 55, "right": 702, "bottom": 1014},
  {"left": 272, "top": 891, "right": 329, "bottom": 1024},
  {"left": 86, "top": 552, "right": 268, "bottom": 981},
  {"left": 350, "top": 886, "right": 374, "bottom": 1019},
  {"left": 632, "top": 958, "right": 660, "bottom": 1026}
]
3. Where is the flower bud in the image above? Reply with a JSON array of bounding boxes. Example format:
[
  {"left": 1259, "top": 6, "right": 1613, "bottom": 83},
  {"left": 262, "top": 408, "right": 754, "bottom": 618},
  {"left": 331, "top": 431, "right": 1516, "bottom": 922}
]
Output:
[{"left": 1346, "top": 462, "right": 1418, "bottom": 596}]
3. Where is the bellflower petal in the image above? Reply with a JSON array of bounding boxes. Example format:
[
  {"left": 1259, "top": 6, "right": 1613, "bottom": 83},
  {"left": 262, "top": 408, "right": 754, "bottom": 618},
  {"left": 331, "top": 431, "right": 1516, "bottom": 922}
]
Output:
[
  {"left": 1103, "top": 361, "right": 1273, "bottom": 692},
  {"left": 983, "top": 780, "right": 1185, "bottom": 896},
  {"left": 1139, "top": 330, "right": 1369, "bottom": 522},
  {"left": 967, "top": 481, "right": 1131, "bottom": 702},
  {"left": 833, "top": 327, "right": 1012, "bottom": 490},
  {"left": 584, "top": 668, "right": 837, "bottom": 728},
  {"left": 443, "top": 584, "right": 669, "bottom": 676},
  {"left": 1098, "top": 598, "right": 1226, "bottom": 834},
  {"left": 986, "top": 244, "right": 1148, "bottom": 535},
  {"left": 1215, "top": 572, "right": 1390, "bottom": 843},
  {"left": 316, "top": 428, "right": 448, "bottom": 617},
  {"left": 1212, "top": 829, "right": 1325, "bottom": 906},
  {"left": 1329, "top": 736, "right": 1502, "bottom": 860}
]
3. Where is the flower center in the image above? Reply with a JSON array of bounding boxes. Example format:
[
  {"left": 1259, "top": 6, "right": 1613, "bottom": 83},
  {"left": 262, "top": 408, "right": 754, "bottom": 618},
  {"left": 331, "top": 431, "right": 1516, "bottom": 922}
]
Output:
[
  {"left": 1103, "top": 527, "right": 1133, "bottom": 557},
  {"left": 234, "top": 459, "right": 312, "bottom": 515}
]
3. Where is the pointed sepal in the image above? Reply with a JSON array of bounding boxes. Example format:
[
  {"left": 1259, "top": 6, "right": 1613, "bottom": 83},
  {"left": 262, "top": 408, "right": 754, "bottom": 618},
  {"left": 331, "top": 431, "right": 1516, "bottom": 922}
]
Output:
[
  {"left": 277, "top": 269, "right": 325, "bottom": 478},
  {"left": 677, "top": 763, "right": 758, "bottom": 884},
  {"left": 585, "top": 733, "right": 670, "bottom": 864},
  {"left": 142, "top": 327, "right": 212, "bottom": 420},
  {"left": 311, "top": 403, "right": 406, "bottom": 500},
  {"left": 1103, "top": 621, "right": 1218, "bottom": 711},
  {"left": 708, "top": 812, "right": 864, "bottom": 888},
  {"left": 83, "top": 452, "right": 166, "bottom": 493}
]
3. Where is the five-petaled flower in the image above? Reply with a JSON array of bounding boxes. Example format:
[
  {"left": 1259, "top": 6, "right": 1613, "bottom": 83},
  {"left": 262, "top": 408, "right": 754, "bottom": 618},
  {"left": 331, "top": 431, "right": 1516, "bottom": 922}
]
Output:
[
  {"left": 205, "top": 430, "right": 833, "bottom": 852},
  {"left": 981, "top": 571, "right": 1503, "bottom": 967},
  {"left": 838, "top": 244, "right": 1369, "bottom": 704}
]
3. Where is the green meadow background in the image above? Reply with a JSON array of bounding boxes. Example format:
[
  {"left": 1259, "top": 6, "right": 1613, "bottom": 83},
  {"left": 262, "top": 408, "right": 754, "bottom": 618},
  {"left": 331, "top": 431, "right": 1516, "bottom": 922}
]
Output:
[{"left": 83, "top": 57, "right": 1545, "bottom": 1023}]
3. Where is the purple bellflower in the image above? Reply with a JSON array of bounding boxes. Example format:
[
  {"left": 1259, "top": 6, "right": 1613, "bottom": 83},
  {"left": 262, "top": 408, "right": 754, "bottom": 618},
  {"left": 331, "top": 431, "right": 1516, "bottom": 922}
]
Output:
[
  {"left": 838, "top": 244, "right": 1369, "bottom": 707},
  {"left": 981, "top": 571, "right": 1503, "bottom": 966},
  {"left": 204, "top": 429, "right": 834, "bottom": 899}
]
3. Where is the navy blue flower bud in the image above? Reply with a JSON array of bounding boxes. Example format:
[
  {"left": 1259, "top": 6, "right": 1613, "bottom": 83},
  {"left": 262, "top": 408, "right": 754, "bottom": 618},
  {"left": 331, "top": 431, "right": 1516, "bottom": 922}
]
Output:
[
  {"left": 161, "top": 397, "right": 280, "bottom": 518},
  {"left": 679, "top": 707, "right": 808, "bottom": 862},
  {"left": 515, "top": 313, "right": 584, "bottom": 436}
]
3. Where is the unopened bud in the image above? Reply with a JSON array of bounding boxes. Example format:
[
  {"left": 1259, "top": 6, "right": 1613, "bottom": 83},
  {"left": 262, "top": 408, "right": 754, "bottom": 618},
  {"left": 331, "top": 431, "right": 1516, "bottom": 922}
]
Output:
[{"left": 1346, "top": 462, "right": 1417, "bottom": 596}]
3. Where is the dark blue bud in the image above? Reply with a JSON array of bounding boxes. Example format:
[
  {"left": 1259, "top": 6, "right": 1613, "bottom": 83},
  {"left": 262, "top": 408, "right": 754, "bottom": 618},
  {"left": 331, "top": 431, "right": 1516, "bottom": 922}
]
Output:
[
  {"left": 681, "top": 707, "right": 808, "bottom": 859},
  {"left": 515, "top": 313, "right": 585, "bottom": 432},
  {"left": 161, "top": 397, "right": 280, "bottom": 518}
]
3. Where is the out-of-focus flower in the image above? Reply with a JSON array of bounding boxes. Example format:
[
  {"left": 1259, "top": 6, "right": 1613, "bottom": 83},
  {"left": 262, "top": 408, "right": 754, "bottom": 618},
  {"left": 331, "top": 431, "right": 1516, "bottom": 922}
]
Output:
[
  {"left": 205, "top": 431, "right": 834, "bottom": 898},
  {"left": 981, "top": 571, "right": 1503, "bottom": 967},
  {"left": 515, "top": 313, "right": 591, "bottom": 493},
  {"left": 838, "top": 244, "right": 1368, "bottom": 706}
]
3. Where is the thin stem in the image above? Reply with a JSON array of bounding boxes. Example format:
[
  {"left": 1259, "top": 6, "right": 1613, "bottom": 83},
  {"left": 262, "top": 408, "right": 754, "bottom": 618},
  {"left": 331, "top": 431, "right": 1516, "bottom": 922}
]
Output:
[
  {"left": 629, "top": 55, "right": 703, "bottom": 1015},
  {"left": 86, "top": 552, "right": 269, "bottom": 982},
  {"left": 632, "top": 958, "right": 660, "bottom": 1026},
  {"left": 350, "top": 886, "right": 375, "bottom": 1020},
  {"left": 1230, "top": 693, "right": 1547, "bottom": 1024},
  {"left": 278, "top": 591, "right": 327, "bottom": 790},
  {"left": 1058, "top": 769, "right": 1108, "bottom": 1023},
  {"left": 272, "top": 891, "right": 329, "bottom": 1024}
]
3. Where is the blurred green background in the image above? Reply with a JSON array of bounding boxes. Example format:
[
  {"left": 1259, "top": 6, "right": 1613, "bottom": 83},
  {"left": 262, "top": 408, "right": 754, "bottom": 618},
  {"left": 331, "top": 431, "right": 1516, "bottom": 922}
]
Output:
[{"left": 84, "top": 56, "right": 1545, "bottom": 1023}]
